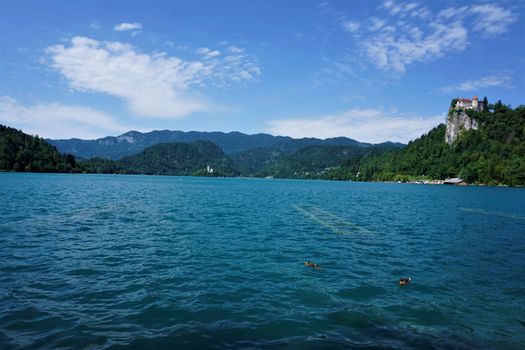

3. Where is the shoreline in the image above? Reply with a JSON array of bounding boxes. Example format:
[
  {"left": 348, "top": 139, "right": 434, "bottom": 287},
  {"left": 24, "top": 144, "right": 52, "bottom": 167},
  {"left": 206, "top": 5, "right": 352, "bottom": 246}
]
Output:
[{"left": 0, "top": 171, "right": 521, "bottom": 188}]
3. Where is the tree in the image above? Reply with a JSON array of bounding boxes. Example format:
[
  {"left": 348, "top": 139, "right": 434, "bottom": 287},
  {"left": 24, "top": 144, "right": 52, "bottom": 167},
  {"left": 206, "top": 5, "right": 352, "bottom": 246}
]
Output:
[{"left": 483, "top": 96, "right": 489, "bottom": 110}]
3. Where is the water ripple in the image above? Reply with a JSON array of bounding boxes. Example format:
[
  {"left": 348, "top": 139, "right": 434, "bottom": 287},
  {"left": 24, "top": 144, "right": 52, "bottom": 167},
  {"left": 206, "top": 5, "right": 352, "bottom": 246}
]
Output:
[{"left": 0, "top": 174, "right": 524, "bottom": 349}]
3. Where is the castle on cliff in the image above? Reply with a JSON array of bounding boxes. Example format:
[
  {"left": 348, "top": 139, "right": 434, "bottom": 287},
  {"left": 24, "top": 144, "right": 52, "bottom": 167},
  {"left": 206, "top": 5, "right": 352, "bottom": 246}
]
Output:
[
  {"left": 453, "top": 96, "right": 484, "bottom": 112},
  {"left": 446, "top": 96, "right": 483, "bottom": 144}
]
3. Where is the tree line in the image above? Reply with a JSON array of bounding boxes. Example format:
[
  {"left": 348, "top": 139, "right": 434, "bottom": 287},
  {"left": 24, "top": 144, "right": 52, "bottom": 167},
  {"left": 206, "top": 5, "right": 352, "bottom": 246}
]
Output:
[{"left": 2, "top": 99, "right": 524, "bottom": 186}]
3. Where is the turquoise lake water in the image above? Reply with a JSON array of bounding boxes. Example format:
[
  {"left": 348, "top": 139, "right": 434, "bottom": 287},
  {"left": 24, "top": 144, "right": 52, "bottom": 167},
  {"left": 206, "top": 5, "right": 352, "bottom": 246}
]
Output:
[{"left": 1, "top": 173, "right": 524, "bottom": 349}]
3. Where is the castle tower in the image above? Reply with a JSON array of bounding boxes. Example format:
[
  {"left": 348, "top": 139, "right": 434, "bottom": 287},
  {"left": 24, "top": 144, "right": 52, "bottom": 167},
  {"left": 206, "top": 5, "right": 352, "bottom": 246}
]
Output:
[{"left": 472, "top": 96, "right": 479, "bottom": 111}]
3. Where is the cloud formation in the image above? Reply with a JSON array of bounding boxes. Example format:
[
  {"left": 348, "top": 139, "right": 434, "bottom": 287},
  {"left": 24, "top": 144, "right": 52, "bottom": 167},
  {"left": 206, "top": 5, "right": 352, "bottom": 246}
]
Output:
[
  {"left": 443, "top": 4, "right": 519, "bottom": 37},
  {"left": 195, "top": 47, "right": 221, "bottom": 59},
  {"left": 437, "top": 75, "right": 512, "bottom": 94},
  {"left": 114, "top": 22, "right": 142, "bottom": 31},
  {"left": 362, "top": 21, "right": 467, "bottom": 73},
  {"left": 114, "top": 22, "right": 142, "bottom": 36},
  {"left": 341, "top": 20, "right": 359, "bottom": 33},
  {"left": 0, "top": 96, "right": 132, "bottom": 139},
  {"left": 267, "top": 108, "right": 444, "bottom": 144},
  {"left": 46, "top": 36, "right": 260, "bottom": 118},
  {"left": 339, "top": 1, "right": 518, "bottom": 73}
]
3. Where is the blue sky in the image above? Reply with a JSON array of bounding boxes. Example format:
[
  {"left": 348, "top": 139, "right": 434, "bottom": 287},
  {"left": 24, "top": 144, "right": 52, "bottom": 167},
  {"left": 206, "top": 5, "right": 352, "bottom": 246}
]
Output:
[{"left": 0, "top": 1, "right": 524, "bottom": 143}]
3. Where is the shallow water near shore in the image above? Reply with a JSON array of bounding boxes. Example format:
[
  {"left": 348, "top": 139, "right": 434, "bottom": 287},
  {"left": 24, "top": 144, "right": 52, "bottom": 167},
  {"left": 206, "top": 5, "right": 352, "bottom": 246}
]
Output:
[{"left": 1, "top": 173, "right": 524, "bottom": 349}]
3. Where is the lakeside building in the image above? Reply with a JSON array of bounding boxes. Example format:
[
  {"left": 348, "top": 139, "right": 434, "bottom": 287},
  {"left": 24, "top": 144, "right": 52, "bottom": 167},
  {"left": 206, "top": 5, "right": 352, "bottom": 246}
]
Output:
[{"left": 444, "top": 178, "right": 468, "bottom": 185}]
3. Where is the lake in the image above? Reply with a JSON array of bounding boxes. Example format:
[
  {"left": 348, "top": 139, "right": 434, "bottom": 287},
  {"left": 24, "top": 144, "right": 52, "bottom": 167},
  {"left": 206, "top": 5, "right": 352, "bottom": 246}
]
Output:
[{"left": 1, "top": 173, "right": 524, "bottom": 349}]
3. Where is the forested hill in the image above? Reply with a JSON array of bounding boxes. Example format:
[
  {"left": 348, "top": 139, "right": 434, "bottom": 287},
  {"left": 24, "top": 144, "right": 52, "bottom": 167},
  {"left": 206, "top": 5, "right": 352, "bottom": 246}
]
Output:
[
  {"left": 47, "top": 129, "right": 381, "bottom": 160},
  {"left": 325, "top": 102, "right": 525, "bottom": 186},
  {"left": 246, "top": 143, "right": 404, "bottom": 179},
  {"left": 3, "top": 99, "right": 524, "bottom": 186},
  {"left": 0, "top": 125, "right": 79, "bottom": 172},
  {"left": 83, "top": 141, "right": 237, "bottom": 176}
]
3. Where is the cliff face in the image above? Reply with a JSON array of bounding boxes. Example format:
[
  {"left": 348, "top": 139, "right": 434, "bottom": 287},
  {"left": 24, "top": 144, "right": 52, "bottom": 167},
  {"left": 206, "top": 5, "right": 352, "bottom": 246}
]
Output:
[{"left": 446, "top": 110, "right": 478, "bottom": 144}]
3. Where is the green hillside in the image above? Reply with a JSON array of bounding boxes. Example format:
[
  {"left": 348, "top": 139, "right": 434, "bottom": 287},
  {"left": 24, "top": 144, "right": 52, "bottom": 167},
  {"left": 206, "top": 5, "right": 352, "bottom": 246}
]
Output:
[
  {"left": 82, "top": 141, "right": 237, "bottom": 176},
  {"left": 262, "top": 143, "right": 401, "bottom": 179},
  {"left": 230, "top": 140, "right": 403, "bottom": 177},
  {"left": 0, "top": 125, "right": 78, "bottom": 173},
  {"left": 325, "top": 102, "right": 525, "bottom": 186}
]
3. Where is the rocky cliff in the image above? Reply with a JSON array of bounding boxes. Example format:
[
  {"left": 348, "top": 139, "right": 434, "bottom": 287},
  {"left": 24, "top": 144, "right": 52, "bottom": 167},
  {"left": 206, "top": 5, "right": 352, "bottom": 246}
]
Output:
[{"left": 445, "top": 110, "right": 478, "bottom": 144}]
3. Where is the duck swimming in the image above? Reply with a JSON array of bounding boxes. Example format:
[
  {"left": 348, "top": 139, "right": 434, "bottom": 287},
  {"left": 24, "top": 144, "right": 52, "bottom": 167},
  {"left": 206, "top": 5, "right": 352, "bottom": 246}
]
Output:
[
  {"left": 304, "top": 261, "right": 324, "bottom": 271},
  {"left": 399, "top": 277, "right": 411, "bottom": 285}
]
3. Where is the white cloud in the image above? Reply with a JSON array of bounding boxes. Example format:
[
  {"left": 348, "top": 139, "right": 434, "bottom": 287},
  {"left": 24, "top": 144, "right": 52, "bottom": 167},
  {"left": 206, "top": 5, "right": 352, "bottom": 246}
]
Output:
[
  {"left": 383, "top": 1, "right": 429, "bottom": 19},
  {"left": 470, "top": 4, "right": 518, "bottom": 37},
  {"left": 341, "top": 1, "right": 518, "bottom": 74},
  {"left": 0, "top": 96, "right": 133, "bottom": 139},
  {"left": 114, "top": 22, "right": 142, "bottom": 36},
  {"left": 267, "top": 108, "right": 444, "bottom": 144},
  {"left": 363, "top": 21, "right": 467, "bottom": 73},
  {"left": 369, "top": 17, "right": 385, "bottom": 31},
  {"left": 227, "top": 45, "right": 244, "bottom": 53},
  {"left": 437, "top": 75, "right": 512, "bottom": 94},
  {"left": 437, "top": 6, "right": 468, "bottom": 20},
  {"left": 340, "top": 1, "right": 468, "bottom": 73},
  {"left": 45, "top": 36, "right": 260, "bottom": 119},
  {"left": 383, "top": 0, "right": 394, "bottom": 10},
  {"left": 114, "top": 22, "right": 142, "bottom": 31},
  {"left": 341, "top": 20, "right": 359, "bottom": 33},
  {"left": 195, "top": 47, "right": 221, "bottom": 58},
  {"left": 436, "top": 3, "right": 517, "bottom": 37},
  {"left": 90, "top": 22, "right": 101, "bottom": 30}
]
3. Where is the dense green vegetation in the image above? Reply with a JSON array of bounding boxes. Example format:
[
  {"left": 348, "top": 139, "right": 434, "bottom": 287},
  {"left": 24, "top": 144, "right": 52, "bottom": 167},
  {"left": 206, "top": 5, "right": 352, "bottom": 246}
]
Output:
[
  {"left": 0, "top": 126, "right": 237, "bottom": 176},
  {"left": 230, "top": 147, "right": 286, "bottom": 177},
  {"left": 82, "top": 141, "right": 237, "bottom": 176},
  {"left": 230, "top": 140, "right": 402, "bottom": 177},
  {"left": 259, "top": 143, "right": 402, "bottom": 179},
  {"left": 0, "top": 125, "right": 79, "bottom": 172},
  {"left": 3, "top": 98, "right": 524, "bottom": 186},
  {"left": 324, "top": 102, "right": 525, "bottom": 186}
]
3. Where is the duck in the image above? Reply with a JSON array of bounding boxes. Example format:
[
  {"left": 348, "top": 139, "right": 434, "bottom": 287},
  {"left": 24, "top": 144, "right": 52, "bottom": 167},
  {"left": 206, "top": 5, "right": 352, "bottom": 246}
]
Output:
[
  {"left": 399, "top": 277, "right": 411, "bottom": 285},
  {"left": 304, "top": 261, "right": 324, "bottom": 271}
]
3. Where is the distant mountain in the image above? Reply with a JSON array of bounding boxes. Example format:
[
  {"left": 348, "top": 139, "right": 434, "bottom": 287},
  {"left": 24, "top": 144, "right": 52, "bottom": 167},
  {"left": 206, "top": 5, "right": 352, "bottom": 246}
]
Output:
[
  {"left": 82, "top": 141, "right": 237, "bottom": 176},
  {"left": 47, "top": 129, "right": 380, "bottom": 160},
  {"left": 0, "top": 124, "right": 79, "bottom": 173},
  {"left": 0, "top": 123, "right": 403, "bottom": 178}
]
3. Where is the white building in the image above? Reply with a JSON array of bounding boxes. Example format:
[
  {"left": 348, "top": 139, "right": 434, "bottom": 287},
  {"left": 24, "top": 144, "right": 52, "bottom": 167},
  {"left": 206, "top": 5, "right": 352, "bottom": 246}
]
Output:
[{"left": 454, "top": 96, "right": 483, "bottom": 111}]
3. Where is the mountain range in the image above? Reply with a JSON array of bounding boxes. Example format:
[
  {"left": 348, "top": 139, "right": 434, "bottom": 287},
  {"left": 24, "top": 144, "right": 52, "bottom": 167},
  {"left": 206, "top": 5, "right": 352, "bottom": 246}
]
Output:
[
  {"left": 3, "top": 98, "right": 523, "bottom": 186},
  {"left": 47, "top": 130, "right": 403, "bottom": 160}
]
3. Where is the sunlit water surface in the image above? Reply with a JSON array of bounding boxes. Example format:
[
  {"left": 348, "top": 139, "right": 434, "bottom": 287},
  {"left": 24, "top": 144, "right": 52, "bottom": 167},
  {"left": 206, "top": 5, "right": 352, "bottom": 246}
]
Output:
[{"left": 1, "top": 173, "right": 524, "bottom": 349}]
